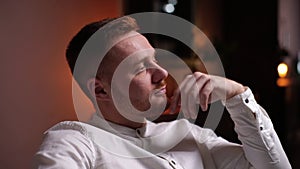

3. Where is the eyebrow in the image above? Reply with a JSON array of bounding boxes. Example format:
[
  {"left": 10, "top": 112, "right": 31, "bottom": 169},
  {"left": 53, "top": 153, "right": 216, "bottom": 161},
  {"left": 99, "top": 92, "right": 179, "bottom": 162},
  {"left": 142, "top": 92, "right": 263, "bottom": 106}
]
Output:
[{"left": 130, "top": 49, "right": 156, "bottom": 65}]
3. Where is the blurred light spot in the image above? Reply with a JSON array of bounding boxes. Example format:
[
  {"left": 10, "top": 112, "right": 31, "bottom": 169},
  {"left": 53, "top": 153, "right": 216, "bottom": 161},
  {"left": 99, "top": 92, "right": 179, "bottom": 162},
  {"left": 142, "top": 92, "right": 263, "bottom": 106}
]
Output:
[
  {"left": 163, "top": 4, "right": 175, "bottom": 13},
  {"left": 277, "top": 78, "right": 290, "bottom": 87},
  {"left": 277, "top": 62, "right": 288, "bottom": 78}
]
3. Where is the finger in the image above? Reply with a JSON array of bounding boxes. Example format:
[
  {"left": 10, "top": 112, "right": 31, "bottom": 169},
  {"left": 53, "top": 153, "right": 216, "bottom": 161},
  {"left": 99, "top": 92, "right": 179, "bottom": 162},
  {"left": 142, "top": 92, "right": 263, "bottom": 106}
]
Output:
[
  {"left": 199, "top": 80, "right": 213, "bottom": 111},
  {"left": 187, "top": 90, "right": 198, "bottom": 119},
  {"left": 186, "top": 76, "right": 200, "bottom": 119},
  {"left": 193, "top": 72, "right": 207, "bottom": 104},
  {"left": 192, "top": 73, "right": 211, "bottom": 111},
  {"left": 183, "top": 76, "right": 197, "bottom": 119},
  {"left": 181, "top": 73, "right": 208, "bottom": 119},
  {"left": 179, "top": 75, "right": 194, "bottom": 118},
  {"left": 169, "top": 88, "right": 180, "bottom": 114}
]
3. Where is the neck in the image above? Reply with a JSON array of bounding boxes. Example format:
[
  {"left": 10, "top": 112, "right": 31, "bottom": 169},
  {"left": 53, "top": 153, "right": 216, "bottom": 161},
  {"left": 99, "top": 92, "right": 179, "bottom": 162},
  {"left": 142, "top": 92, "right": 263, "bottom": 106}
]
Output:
[{"left": 97, "top": 105, "right": 146, "bottom": 129}]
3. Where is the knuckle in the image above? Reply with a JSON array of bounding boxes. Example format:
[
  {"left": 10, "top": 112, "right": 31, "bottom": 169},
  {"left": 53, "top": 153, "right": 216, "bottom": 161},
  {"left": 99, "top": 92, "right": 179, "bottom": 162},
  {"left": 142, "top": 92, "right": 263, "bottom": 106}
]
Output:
[
  {"left": 194, "top": 72, "right": 203, "bottom": 79},
  {"left": 201, "top": 88, "right": 211, "bottom": 96},
  {"left": 186, "top": 74, "right": 193, "bottom": 79},
  {"left": 202, "top": 74, "right": 211, "bottom": 81},
  {"left": 194, "top": 72, "right": 202, "bottom": 76}
]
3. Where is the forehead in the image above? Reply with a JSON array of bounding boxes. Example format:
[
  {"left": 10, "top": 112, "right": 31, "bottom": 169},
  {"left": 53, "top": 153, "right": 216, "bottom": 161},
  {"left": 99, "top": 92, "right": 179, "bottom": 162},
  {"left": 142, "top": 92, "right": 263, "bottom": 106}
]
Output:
[
  {"left": 110, "top": 34, "right": 154, "bottom": 60},
  {"left": 99, "top": 33, "right": 155, "bottom": 80}
]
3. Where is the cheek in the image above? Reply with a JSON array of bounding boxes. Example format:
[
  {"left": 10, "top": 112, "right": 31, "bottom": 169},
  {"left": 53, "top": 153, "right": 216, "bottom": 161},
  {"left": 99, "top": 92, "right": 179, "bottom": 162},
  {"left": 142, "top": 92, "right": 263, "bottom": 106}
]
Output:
[
  {"left": 129, "top": 74, "right": 152, "bottom": 99},
  {"left": 129, "top": 80, "right": 152, "bottom": 111},
  {"left": 129, "top": 80, "right": 149, "bottom": 97}
]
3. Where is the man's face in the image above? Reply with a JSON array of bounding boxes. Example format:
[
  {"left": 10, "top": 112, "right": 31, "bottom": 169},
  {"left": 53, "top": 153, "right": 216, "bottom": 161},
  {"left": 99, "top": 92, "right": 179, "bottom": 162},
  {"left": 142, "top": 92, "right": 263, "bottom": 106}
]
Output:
[{"left": 102, "top": 33, "right": 169, "bottom": 120}]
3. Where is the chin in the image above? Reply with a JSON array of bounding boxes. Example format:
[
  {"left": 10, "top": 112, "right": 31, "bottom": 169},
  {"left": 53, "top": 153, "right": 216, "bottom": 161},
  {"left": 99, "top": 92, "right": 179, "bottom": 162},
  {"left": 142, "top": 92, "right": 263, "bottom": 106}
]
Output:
[{"left": 144, "top": 95, "right": 167, "bottom": 121}]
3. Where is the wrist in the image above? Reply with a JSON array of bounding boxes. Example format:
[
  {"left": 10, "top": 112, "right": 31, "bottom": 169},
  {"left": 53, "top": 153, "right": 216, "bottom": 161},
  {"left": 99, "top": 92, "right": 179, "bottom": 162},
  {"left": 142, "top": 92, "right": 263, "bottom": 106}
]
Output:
[{"left": 226, "top": 81, "right": 246, "bottom": 99}]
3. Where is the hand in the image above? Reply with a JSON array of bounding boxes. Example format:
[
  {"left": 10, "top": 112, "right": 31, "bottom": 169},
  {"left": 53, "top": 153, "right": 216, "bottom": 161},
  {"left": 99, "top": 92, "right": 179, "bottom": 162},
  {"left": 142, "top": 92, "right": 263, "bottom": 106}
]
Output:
[{"left": 169, "top": 72, "right": 245, "bottom": 119}]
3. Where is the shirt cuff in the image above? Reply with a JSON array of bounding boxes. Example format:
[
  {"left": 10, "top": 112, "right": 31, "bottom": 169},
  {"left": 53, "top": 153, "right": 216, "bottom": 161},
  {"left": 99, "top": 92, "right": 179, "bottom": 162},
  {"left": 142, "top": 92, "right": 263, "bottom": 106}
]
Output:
[
  {"left": 221, "top": 87, "right": 273, "bottom": 135},
  {"left": 222, "top": 87, "right": 276, "bottom": 149},
  {"left": 221, "top": 87, "right": 257, "bottom": 112},
  {"left": 221, "top": 87, "right": 288, "bottom": 166}
]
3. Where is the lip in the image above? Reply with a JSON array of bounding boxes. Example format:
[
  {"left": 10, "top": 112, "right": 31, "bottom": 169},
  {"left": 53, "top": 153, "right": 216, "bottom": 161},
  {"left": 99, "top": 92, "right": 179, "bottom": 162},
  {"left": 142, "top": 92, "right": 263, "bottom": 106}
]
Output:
[{"left": 154, "top": 86, "right": 167, "bottom": 94}]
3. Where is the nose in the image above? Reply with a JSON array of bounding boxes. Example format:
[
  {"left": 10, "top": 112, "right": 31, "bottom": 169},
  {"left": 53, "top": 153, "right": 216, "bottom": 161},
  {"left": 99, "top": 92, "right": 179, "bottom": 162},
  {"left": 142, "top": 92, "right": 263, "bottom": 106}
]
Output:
[{"left": 151, "top": 64, "right": 168, "bottom": 84}]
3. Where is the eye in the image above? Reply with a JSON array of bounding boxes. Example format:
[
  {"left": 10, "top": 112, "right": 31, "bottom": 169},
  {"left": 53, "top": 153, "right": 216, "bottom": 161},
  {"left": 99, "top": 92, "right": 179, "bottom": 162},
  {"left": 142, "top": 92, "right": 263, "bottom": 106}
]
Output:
[{"left": 135, "top": 64, "right": 146, "bottom": 74}]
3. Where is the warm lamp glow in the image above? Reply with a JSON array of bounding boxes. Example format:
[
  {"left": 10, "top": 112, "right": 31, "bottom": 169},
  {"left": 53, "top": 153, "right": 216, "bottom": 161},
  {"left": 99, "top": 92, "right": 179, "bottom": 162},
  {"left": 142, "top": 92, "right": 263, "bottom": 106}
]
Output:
[
  {"left": 276, "top": 78, "right": 291, "bottom": 87},
  {"left": 277, "top": 63, "right": 288, "bottom": 78}
]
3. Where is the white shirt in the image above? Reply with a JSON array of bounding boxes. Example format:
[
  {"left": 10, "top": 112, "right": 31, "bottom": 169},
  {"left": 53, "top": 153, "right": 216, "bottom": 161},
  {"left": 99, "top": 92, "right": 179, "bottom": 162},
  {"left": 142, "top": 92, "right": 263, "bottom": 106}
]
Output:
[{"left": 33, "top": 88, "right": 291, "bottom": 169}]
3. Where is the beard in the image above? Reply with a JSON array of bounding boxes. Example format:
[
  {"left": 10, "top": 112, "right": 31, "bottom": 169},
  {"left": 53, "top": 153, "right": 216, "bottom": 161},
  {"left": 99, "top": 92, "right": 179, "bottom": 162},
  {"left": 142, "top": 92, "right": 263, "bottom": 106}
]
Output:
[{"left": 111, "top": 80, "right": 168, "bottom": 123}]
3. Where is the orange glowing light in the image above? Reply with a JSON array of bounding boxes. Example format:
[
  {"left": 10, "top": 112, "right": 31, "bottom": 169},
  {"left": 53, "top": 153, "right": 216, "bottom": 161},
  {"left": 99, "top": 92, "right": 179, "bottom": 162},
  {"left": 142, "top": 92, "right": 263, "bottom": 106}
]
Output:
[
  {"left": 276, "top": 78, "right": 291, "bottom": 87},
  {"left": 277, "top": 63, "right": 288, "bottom": 78}
]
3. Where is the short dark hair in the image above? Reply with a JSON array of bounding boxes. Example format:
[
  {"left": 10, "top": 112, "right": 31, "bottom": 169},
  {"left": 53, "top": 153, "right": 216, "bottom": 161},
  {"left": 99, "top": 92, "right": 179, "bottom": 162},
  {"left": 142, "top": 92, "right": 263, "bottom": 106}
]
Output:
[{"left": 66, "top": 16, "right": 139, "bottom": 75}]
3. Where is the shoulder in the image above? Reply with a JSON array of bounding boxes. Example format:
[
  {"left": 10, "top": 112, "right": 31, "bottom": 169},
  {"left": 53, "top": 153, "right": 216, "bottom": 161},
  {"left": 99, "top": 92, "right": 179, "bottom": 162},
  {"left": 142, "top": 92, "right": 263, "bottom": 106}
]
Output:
[
  {"left": 39, "top": 121, "right": 96, "bottom": 152},
  {"left": 42, "top": 121, "right": 90, "bottom": 141},
  {"left": 46, "top": 121, "right": 89, "bottom": 135},
  {"left": 34, "top": 121, "right": 96, "bottom": 168}
]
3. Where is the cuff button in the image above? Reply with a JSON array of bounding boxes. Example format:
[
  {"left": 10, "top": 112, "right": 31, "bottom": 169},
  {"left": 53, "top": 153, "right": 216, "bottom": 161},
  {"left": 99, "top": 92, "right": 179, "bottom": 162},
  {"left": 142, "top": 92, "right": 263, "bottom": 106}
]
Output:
[{"left": 136, "top": 129, "right": 141, "bottom": 135}]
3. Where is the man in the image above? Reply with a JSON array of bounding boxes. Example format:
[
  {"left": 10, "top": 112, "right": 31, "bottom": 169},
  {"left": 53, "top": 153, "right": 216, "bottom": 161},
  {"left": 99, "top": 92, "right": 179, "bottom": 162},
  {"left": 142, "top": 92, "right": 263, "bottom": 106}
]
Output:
[{"left": 34, "top": 16, "right": 291, "bottom": 168}]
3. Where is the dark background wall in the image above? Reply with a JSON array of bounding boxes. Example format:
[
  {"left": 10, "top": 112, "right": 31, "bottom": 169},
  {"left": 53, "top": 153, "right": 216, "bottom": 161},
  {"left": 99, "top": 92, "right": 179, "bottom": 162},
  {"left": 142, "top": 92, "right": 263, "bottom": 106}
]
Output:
[
  {"left": 123, "top": 0, "right": 284, "bottom": 138},
  {"left": 124, "top": 0, "right": 299, "bottom": 167}
]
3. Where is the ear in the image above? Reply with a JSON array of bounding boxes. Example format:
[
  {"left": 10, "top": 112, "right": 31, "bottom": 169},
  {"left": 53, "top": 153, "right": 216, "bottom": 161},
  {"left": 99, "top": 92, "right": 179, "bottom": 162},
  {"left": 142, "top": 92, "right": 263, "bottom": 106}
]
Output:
[{"left": 86, "top": 78, "right": 110, "bottom": 101}]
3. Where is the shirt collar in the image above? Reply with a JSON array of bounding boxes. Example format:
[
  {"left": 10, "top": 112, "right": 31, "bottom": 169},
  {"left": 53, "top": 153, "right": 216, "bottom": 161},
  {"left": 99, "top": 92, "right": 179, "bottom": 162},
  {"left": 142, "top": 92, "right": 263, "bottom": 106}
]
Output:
[
  {"left": 87, "top": 113, "right": 155, "bottom": 138},
  {"left": 87, "top": 113, "right": 194, "bottom": 155}
]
